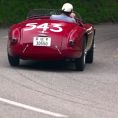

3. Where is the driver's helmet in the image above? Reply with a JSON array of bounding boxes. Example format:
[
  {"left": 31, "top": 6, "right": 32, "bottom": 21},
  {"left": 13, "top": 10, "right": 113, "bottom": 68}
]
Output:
[{"left": 62, "top": 3, "right": 73, "bottom": 13}]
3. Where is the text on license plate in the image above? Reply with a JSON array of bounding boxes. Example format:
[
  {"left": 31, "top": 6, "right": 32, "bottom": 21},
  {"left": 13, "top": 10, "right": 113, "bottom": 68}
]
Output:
[{"left": 33, "top": 37, "right": 51, "bottom": 46}]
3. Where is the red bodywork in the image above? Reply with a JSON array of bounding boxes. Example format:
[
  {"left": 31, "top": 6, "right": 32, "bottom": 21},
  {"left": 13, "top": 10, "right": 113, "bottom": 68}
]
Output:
[{"left": 8, "top": 16, "right": 93, "bottom": 61}]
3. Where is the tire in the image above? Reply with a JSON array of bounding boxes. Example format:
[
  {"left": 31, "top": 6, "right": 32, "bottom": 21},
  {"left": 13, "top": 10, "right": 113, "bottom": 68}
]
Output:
[
  {"left": 86, "top": 40, "right": 94, "bottom": 63},
  {"left": 8, "top": 54, "right": 20, "bottom": 66},
  {"left": 75, "top": 37, "right": 86, "bottom": 71}
]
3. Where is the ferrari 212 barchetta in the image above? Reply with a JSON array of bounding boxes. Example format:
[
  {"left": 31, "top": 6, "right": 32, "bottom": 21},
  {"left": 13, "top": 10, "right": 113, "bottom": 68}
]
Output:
[{"left": 7, "top": 9, "right": 95, "bottom": 71}]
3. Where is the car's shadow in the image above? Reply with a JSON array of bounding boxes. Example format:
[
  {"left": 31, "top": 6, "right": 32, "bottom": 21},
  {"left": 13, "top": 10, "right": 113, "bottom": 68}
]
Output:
[{"left": 18, "top": 60, "right": 76, "bottom": 72}]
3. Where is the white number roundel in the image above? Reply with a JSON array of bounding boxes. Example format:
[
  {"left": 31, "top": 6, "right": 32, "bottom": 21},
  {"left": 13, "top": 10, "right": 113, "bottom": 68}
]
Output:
[{"left": 24, "top": 23, "right": 63, "bottom": 33}]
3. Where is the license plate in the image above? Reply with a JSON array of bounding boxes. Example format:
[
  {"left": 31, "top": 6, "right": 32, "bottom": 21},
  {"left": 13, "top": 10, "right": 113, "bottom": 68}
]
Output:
[{"left": 33, "top": 37, "right": 51, "bottom": 46}]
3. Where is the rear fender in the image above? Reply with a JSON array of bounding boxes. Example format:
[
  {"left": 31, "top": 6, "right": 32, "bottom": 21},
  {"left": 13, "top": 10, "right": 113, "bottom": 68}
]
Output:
[{"left": 67, "top": 26, "right": 85, "bottom": 50}]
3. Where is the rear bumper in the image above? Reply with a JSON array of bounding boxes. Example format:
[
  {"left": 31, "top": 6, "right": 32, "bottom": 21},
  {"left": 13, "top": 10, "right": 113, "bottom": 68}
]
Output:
[
  {"left": 21, "top": 47, "right": 81, "bottom": 60},
  {"left": 9, "top": 44, "right": 82, "bottom": 60}
]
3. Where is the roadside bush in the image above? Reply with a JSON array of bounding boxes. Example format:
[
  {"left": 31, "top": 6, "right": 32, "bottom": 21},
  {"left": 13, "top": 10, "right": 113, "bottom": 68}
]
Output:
[{"left": 0, "top": 0, "right": 118, "bottom": 26}]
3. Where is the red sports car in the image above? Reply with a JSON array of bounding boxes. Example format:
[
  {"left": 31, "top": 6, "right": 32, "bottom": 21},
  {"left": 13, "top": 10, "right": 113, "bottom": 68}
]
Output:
[{"left": 7, "top": 9, "right": 95, "bottom": 71}]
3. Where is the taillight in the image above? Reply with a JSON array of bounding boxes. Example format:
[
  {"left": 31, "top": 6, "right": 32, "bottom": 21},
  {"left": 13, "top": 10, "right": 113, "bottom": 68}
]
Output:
[
  {"left": 10, "top": 38, "right": 18, "bottom": 44},
  {"left": 10, "top": 28, "right": 20, "bottom": 44},
  {"left": 69, "top": 39, "right": 75, "bottom": 47}
]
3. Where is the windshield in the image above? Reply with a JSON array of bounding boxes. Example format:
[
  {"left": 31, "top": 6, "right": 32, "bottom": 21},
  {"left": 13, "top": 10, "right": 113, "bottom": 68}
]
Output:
[
  {"left": 27, "top": 9, "right": 61, "bottom": 19},
  {"left": 27, "top": 9, "right": 82, "bottom": 21}
]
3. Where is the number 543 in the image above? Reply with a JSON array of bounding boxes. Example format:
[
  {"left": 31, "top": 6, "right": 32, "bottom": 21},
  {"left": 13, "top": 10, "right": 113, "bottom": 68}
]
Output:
[{"left": 24, "top": 23, "right": 63, "bottom": 33}]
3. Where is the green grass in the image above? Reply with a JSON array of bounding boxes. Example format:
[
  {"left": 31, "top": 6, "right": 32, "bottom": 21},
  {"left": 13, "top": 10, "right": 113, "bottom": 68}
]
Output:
[{"left": 0, "top": 0, "right": 118, "bottom": 26}]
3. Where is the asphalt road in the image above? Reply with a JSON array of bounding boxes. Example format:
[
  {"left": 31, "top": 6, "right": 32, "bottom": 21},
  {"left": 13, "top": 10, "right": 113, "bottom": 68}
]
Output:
[{"left": 0, "top": 23, "right": 118, "bottom": 118}]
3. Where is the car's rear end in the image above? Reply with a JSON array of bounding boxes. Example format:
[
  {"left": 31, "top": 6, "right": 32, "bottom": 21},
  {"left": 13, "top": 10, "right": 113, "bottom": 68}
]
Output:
[{"left": 8, "top": 18, "right": 85, "bottom": 61}]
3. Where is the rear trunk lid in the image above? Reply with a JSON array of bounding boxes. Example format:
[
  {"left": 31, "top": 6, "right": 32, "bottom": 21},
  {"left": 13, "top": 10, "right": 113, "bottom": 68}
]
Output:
[
  {"left": 20, "top": 19, "right": 78, "bottom": 58},
  {"left": 21, "top": 19, "right": 77, "bottom": 46}
]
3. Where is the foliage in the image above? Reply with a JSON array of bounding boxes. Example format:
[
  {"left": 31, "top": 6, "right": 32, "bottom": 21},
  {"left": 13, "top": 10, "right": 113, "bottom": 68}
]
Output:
[{"left": 0, "top": 0, "right": 118, "bottom": 26}]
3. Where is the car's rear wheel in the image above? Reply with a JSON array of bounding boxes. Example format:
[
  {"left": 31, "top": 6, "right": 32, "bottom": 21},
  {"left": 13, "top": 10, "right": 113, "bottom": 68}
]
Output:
[
  {"left": 75, "top": 37, "right": 86, "bottom": 71},
  {"left": 86, "top": 39, "right": 94, "bottom": 63},
  {"left": 8, "top": 54, "right": 20, "bottom": 66}
]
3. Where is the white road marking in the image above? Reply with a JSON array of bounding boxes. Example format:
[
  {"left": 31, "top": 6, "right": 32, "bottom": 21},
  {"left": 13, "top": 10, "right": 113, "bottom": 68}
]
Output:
[{"left": 0, "top": 97, "right": 68, "bottom": 118}]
